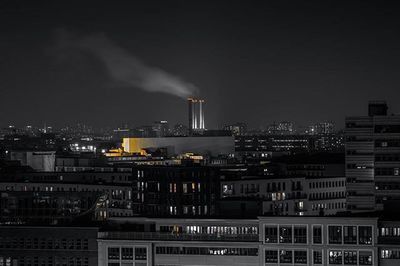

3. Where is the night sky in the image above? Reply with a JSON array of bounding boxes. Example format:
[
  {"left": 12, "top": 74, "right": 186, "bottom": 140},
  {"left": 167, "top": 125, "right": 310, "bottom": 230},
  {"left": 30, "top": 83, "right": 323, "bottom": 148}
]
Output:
[{"left": 1, "top": 0, "right": 400, "bottom": 129}]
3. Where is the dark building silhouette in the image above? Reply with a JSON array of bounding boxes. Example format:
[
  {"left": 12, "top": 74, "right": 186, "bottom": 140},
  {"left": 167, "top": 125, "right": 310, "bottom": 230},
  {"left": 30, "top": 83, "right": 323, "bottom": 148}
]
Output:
[
  {"left": 0, "top": 226, "right": 98, "bottom": 266},
  {"left": 132, "top": 165, "right": 220, "bottom": 217}
]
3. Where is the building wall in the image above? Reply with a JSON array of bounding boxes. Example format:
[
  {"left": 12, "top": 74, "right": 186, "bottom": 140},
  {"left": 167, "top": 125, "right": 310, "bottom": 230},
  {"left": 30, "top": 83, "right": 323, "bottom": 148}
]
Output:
[
  {"left": 122, "top": 136, "right": 234, "bottom": 156},
  {"left": 0, "top": 226, "right": 98, "bottom": 266},
  {"left": 97, "top": 216, "right": 382, "bottom": 266},
  {"left": 132, "top": 166, "right": 220, "bottom": 217},
  {"left": 346, "top": 113, "right": 400, "bottom": 213},
  {"left": 260, "top": 216, "right": 378, "bottom": 266},
  {"left": 221, "top": 175, "right": 346, "bottom": 216},
  {"left": 378, "top": 220, "right": 400, "bottom": 266},
  {"left": 0, "top": 171, "right": 135, "bottom": 222},
  {"left": 10, "top": 151, "right": 56, "bottom": 171}
]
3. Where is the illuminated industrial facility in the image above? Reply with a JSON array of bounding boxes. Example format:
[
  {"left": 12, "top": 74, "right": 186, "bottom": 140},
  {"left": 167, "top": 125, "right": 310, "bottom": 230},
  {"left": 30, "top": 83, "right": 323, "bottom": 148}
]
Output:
[{"left": 188, "top": 97, "right": 205, "bottom": 135}]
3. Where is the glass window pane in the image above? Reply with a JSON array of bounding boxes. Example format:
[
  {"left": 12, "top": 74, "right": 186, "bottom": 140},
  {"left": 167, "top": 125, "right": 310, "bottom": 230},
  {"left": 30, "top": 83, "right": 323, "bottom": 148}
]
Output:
[
  {"left": 328, "top": 226, "right": 342, "bottom": 244},
  {"left": 265, "top": 226, "right": 278, "bottom": 243},
  {"left": 359, "top": 251, "right": 373, "bottom": 265},
  {"left": 313, "top": 225, "right": 322, "bottom": 244},
  {"left": 344, "top": 250, "right": 357, "bottom": 265},
  {"left": 359, "top": 226, "right": 373, "bottom": 245},
  {"left": 135, "top": 247, "right": 147, "bottom": 260},
  {"left": 279, "top": 250, "right": 292, "bottom": 263},
  {"left": 121, "top": 247, "right": 133, "bottom": 260},
  {"left": 279, "top": 226, "right": 292, "bottom": 243},
  {"left": 329, "top": 250, "right": 343, "bottom": 265},
  {"left": 344, "top": 226, "right": 357, "bottom": 244},
  {"left": 294, "top": 226, "right": 307, "bottom": 243},
  {"left": 108, "top": 247, "right": 120, "bottom": 260},
  {"left": 313, "top": 250, "right": 322, "bottom": 264},
  {"left": 294, "top": 250, "right": 307, "bottom": 264},
  {"left": 265, "top": 250, "right": 278, "bottom": 263}
]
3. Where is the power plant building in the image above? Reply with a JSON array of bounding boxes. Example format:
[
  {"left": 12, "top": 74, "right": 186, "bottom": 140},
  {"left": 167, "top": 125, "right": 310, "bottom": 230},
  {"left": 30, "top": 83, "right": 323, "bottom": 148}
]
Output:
[{"left": 122, "top": 136, "right": 234, "bottom": 156}]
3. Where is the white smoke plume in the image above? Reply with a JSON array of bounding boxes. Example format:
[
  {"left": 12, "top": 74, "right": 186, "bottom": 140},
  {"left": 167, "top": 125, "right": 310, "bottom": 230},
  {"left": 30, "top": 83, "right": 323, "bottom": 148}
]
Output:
[{"left": 56, "top": 31, "right": 199, "bottom": 99}]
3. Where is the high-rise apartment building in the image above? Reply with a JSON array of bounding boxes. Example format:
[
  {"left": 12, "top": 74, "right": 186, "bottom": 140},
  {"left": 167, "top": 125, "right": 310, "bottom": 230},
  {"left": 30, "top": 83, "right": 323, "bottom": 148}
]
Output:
[{"left": 346, "top": 101, "right": 400, "bottom": 212}]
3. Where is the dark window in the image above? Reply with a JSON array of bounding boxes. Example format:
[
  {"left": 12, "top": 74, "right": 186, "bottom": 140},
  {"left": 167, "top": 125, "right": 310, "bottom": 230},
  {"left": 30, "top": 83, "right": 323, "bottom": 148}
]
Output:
[
  {"left": 313, "top": 226, "right": 322, "bottom": 244},
  {"left": 135, "top": 247, "right": 147, "bottom": 260},
  {"left": 294, "top": 250, "right": 307, "bottom": 264},
  {"left": 294, "top": 226, "right": 307, "bottom": 243},
  {"left": 313, "top": 250, "right": 322, "bottom": 264},
  {"left": 279, "top": 250, "right": 292, "bottom": 263},
  {"left": 265, "top": 250, "right": 278, "bottom": 263},
  {"left": 359, "top": 226, "right": 372, "bottom": 245},
  {"left": 344, "top": 226, "right": 357, "bottom": 244},
  {"left": 265, "top": 226, "right": 278, "bottom": 243},
  {"left": 359, "top": 251, "right": 373, "bottom": 265},
  {"left": 121, "top": 247, "right": 133, "bottom": 260},
  {"left": 328, "top": 226, "right": 342, "bottom": 244},
  {"left": 108, "top": 247, "right": 120, "bottom": 260},
  {"left": 279, "top": 226, "right": 292, "bottom": 243}
]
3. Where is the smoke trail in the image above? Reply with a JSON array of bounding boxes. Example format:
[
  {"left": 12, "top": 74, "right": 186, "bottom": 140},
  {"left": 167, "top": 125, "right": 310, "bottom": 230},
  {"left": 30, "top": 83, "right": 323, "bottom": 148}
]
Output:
[{"left": 56, "top": 31, "right": 199, "bottom": 99}]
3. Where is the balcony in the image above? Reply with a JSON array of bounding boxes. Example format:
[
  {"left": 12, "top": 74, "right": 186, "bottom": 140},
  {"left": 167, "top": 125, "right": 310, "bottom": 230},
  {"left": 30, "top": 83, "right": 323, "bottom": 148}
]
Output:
[{"left": 98, "top": 231, "right": 259, "bottom": 242}]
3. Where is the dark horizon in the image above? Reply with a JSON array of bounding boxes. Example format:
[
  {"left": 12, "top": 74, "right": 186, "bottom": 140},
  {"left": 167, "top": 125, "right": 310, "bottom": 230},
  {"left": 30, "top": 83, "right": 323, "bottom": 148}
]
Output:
[{"left": 1, "top": 0, "right": 400, "bottom": 129}]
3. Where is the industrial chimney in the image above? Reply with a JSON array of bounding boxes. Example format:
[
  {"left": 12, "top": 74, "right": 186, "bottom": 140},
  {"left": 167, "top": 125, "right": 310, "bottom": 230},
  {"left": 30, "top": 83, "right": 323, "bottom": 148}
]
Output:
[{"left": 188, "top": 97, "right": 205, "bottom": 135}]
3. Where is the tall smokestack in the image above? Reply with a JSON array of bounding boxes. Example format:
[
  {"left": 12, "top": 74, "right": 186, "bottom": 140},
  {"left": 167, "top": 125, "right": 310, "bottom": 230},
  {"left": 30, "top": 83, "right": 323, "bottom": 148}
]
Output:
[
  {"left": 193, "top": 98, "right": 198, "bottom": 129},
  {"left": 188, "top": 98, "right": 194, "bottom": 135},
  {"left": 199, "top": 99, "right": 205, "bottom": 129},
  {"left": 188, "top": 97, "right": 205, "bottom": 135}
]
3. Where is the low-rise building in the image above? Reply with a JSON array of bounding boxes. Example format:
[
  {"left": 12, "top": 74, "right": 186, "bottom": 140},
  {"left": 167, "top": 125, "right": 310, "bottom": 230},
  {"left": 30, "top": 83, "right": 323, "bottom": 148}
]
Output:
[
  {"left": 221, "top": 175, "right": 346, "bottom": 216},
  {"left": 0, "top": 226, "right": 98, "bottom": 266},
  {"left": 97, "top": 215, "right": 380, "bottom": 266}
]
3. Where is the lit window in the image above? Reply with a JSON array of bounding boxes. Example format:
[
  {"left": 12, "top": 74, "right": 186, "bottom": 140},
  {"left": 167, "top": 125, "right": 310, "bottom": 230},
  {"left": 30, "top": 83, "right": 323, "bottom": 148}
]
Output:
[{"left": 329, "top": 250, "right": 342, "bottom": 265}]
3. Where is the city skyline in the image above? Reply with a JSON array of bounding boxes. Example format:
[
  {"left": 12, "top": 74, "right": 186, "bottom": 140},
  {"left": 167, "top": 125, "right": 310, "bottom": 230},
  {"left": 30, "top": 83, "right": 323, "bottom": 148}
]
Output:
[
  {"left": 2, "top": 1, "right": 400, "bottom": 266},
  {"left": 0, "top": 99, "right": 397, "bottom": 132}
]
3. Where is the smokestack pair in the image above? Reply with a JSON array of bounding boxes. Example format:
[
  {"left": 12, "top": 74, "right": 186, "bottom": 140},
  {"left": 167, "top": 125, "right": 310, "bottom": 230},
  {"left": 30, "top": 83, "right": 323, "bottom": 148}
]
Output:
[{"left": 188, "top": 97, "right": 205, "bottom": 135}]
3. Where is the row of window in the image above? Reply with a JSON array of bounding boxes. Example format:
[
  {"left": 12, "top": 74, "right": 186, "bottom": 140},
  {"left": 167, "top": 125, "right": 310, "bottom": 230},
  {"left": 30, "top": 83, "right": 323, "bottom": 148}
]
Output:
[
  {"left": 265, "top": 225, "right": 308, "bottom": 244},
  {"left": 227, "top": 180, "right": 346, "bottom": 196},
  {"left": 140, "top": 170, "right": 208, "bottom": 179},
  {"left": 0, "top": 238, "right": 89, "bottom": 250},
  {"left": 3, "top": 185, "right": 128, "bottom": 195},
  {"left": 376, "top": 182, "right": 400, "bottom": 190},
  {"left": 381, "top": 249, "right": 400, "bottom": 259},
  {"left": 328, "top": 250, "right": 372, "bottom": 265},
  {"left": 264, "top": 225, "right": 373, "bottom": 245},
  {"left": 264, "top": 249, "right": 372, "bottom": 265},
  {"left": 375, "top": 154, "right": 400, "bottom": 162},
  {"left": 167, "top": 205, "right": 209, "bottom": 216},
  {"left": 265, "top": 250, "right": 307, "bottom": 264},
  {"left": 309, "top": 180, "right": 345, "bottom": 189},
  {"left": 347, "top": 164, "right": 373, "bottom": 170},
  {"left": 159, "top": 225, "right": 258, "bottom": 235},
  {"left": 309, "top": 191, "right": 345, "bottom": 200},
  {"left": 328, "top": 226, "right": 372, "bottom": 245},
  {"left": 375, "top": 125, "right": 400, "bottom": 133},
  {"left": 108, "top": 247, "right": 147, "bottom": 261},
  {"left": 155, "top": 246, "right": 258, "bottom": 256},
  {"left": 168, "top": 182, "right": 202, "bottom": 193},
  {"left": 0, "top": 256, "right": 89, "bottom": 266},
  {"left": 108, "top": 263, "right": 146, "bottom": 266},
  {"left": 311, "top": 202, "right": 346, "bottom": 211},
  {"left": 375, "top": 167, "right": 400, "bottom": 176},
  {"left": 380, "top": 227, "right": 400, "bottom": 237},
  {"left": 375, "top": 140, "right": 400, "bottom": 148}
]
